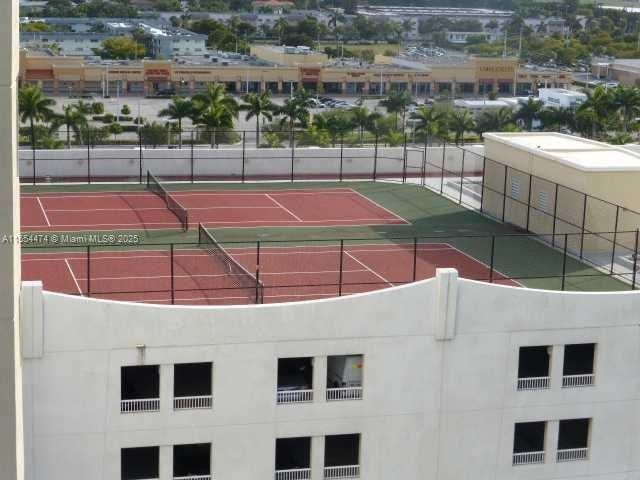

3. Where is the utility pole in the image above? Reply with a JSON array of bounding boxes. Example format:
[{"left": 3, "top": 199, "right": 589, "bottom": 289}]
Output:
[
  {"left": 503, "top": 30, "right": 507, "bottom": 58},
  {"left": 518, "top": 27, "right": 523, "bottom": 59}
]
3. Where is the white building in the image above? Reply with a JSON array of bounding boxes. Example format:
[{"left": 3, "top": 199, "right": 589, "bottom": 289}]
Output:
[
  {"left": 538, "top": 88, "right": 587, "bottom": 109},
  {"left": 19, "top": 269, "right": 640, "bottom": 480}
]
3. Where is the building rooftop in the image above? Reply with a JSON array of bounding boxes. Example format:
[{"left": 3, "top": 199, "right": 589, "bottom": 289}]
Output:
[
  {"left": 357, "top": 5, "right": 513, "bottom": 17},
  {"left": 485, "top": 132, "right": 640, "bottom": 172}
]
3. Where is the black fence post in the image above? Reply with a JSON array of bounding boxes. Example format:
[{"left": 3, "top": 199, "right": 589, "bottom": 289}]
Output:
[
  {"left": 439, "top": 143, "right": 445, "bottom": 194},
  {"left": 241, "top": 131, "right": 246, "bottom": 183},
  {"left": 551, "top": 183, "right": 559, "bottom": 247},
  {"left": 190, "top": 131, "right": 195, "bottom": 183},
  {"left": 579, "top": 194, "right": 587, "bottom": 259},
  {"left": 86, "top": 245, "right": 91, "bottom": 297},
  {"left": 290, "top": 130, "right": 295, "bottom": 182},
  {"left": 32, "top": 148, "right": 37, "bottom": 186},
  {"left": 632, "top": 229, "right": 639, "bottom": 290},
  {"left": 525, "top": 174, "right": 533, "bottom": 231},
  {"left": 610, "top": 205, "right": 620, "bottom": 275},
  {"left": 561, "top": 233, "right": 568, "bottom": 291},
  {"left": 489, "top": 235, "right": 496, "bottom": 283},
  {"left": 338, "top": 240, "right": 344, "bottom": 296},
  {"left": 479, "top": 156, "right": 486, "bottom": 213},
  {"left": 459, "top": 149, "right": 465, "bottom": 205},
  {"left": 501, "top": 165, "right": 508, "bottom": 223},
  {"left": 412, "top": 237, "right": 418, "bottom": 282},
  {"left": 421, "top": 138, "right": 427, "bottom": 187},
  {"left": 87, "top": 130, "right": 91, "bottom": 184},
  {"left": 402, "top": 133, "right": 408, "bottom": 183},
  {"left": 170, "top": 243, "right": 175, "bottom": 305},
  {"left": 138, "top": 130, "right": 143, "bottom": 184},
  {"left": 256, "top": 240, "right": 261, "bottom": 268},
  {"left": 373, "top": 134, "right": 378, "bottom": 181},
  {"left": 339, "top": 134, "right": 344, "bottom": 182}
]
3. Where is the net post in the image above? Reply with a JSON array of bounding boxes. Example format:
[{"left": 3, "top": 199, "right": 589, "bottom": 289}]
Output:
[
  {"left": 610, "top": 205, "right": 619, "bottom": 275},
  {"left": 459, "top": 149, "right": 465, "bottom": 204},
  {"left": 290, "top": 129, "right": 295, "bottom": 182},
  {"left": 561, "top": 233, "right": 568, "bottom": 291},
  {"left": 190, "top": 131, "right": 195, "bottom": 183},
  {"left": 86, "top": 245, "right": 91, "bottom": 297},
  {"left": 373, "top": 133, "right": 378, "bottom": 181},
  {"left": 489, "top": 235, "right": 495, "bottom": 283},
  {"left": 170, "top": 243, "right": 175, "bottom": 305},
  {"left": 338, "top": 240, "right": 344, "bottom": 296},
  {"left": 254, "top": 267, "right": 261, "bottom": 304},
  {"left": 138, "top": 130, "right": 143, "bottom": 184},
  {"left": 339, "top": 133, "right": 344, "bottom": 182},
  {"left": 242, "top": 131, "right": 246, "bottom": 183},
  {"left": 256, "top": 240, "right": 261, "bottom": 270},
  {"left": 412, "top": 237, "right": 418, "bottom": 282},
  {"left": 632, "top": 229, "right": 639, "bottom": 290},
  {"left": 579, "top": 194, "right": 587, "bottom": 259}
]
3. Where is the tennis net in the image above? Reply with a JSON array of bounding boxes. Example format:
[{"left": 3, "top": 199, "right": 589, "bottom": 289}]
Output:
[
  {"left": 198, "top": 223, "right": 264, "bottom": 304},
  {"left": 146, "top": 171, "right": 189, "bottom": 231}
]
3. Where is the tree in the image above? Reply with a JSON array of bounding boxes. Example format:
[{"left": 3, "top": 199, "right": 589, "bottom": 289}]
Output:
[
  {"left": 240, "top": 91, "right": 275, "bottom": 147},
  {"left": 277, "top": 89, "right": 314, "bottom": 142},
  {"left": 515, "top": 98, "right": 544, "bottom": 131},
  {"left": 159, "top": 97, "right": 193, "bottom": 148},
  {"left": 379, "top": 90, "right": 412, "bottom": 130},
  {"left": 313, "top": 110, "right": 355, "bottom": 146},
  {"left": 18, "top": 85, "right": 56, "bottom": 151},
  {"left": 411, "top": 106, "right": 443, "bottom": 145},
  {"left": 448, "top": 110, "right": 475, "bottom": 145},
  {"left": 91, "top": 102, "right": 105, "bottom": 114},
  {"left": 140, "top": 122, "right": 169, "bottom": 148},
  {"left": 108, "top": 122, "right": 124, "bottom": 142},
  {"left": 191, "top": 83, "right": 239, "bottom": 146},
  {"left": 121, "top": 104, "right": 132, "bottom": 116},
  {"left": 612, "top": 86, "right": 640, "bottom": 133},
  {"left": 53, "top": 104, "right": 88, "bottom": 148},
  {"left": 474, "top": 108, "right": 514, "bottom": 138},
  {"left": 94, "top": 37, "right": 146, "bottom": 60},
  {"left": 350, "top": 106, "right": 372, "bottom": 145},
  {"left": 576, "top": 86, "right": 615, "bottom": 138}
]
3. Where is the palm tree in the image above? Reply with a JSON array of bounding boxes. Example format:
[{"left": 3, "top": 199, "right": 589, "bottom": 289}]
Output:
[
  {"left": 577, "top": 86, "right": 615, "bottom": 139},
  {"left": 18, "top": 85, "right": 56, "bottom": 150},
  {"left": 313, "top": 110, "right": 355, "bottom": 146},
  {"left": 273, "top": 18, "right": 289, "bottom": 44},
  {"left": 612, "top": 86, "right": 640, "bottom": 133},
  {"left": 411, "top": 106, "right": 443, "bottom": 145},
  {"left": 379, "top": 89, "right": 412, "bottom": 130},
  {"left": 515, "top": 98, "right": 544, "bottom": 131},
  {"left": 159, "top": 97, "right": 193, "bottom": 148},
  {"left": 240, "top": 91, "right": 275, "bottom": 147},
  {"left": 448, "top": 110, "right": 475, "bottom": 145},
  {"left": 277, "top": 89, "right": 314, "bottom": 144},
  {"left": 191, "top": 83, "right": 239, "bottom": 146},
  {"left": 350, "top": 106, "right": 371, "bottom": 145},
  {"left": 53, "top": 104, "right": 88, "bottom": 148},
  {"left": 474, "top": 107, "right": 514, "bottom": 139}
]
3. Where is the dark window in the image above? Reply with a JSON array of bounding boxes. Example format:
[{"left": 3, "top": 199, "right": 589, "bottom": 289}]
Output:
[
  {"left": 121, "top": 365, "right": 159, "bottom": 400},
  {"left": 121, "top": 446, "right": 159, "bottom": 480},
  {"left": 513, "top": 421, "right": 545, "bottom": 453},
  {"left": 278, "top": 358, "right": 313, "bottom": 390},
  {"left": 174, "top": 362, "right": 212, "bottom": 397},
  {"left": 563, "top": 344, "right": 595, "bottom": 375},
  {"left": 173, "top": 443, "right": 211, "bottom": 477},
  {"left": 276, "top": 437, "right": 311, "bottom": 470},
  {"left": 558, "top": 419, "right": 590, "bottom": 450},
  {"left": 518, "top": 346, "right": 550, "bottom": 378},
  {"left": 325, "top": 434, "right": 360, "bottom": 467}
]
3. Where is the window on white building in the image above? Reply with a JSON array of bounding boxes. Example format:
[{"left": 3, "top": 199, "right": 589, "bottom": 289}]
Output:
[
  {"left": 277, "top": 357, "right": 313, "bottom": 404},
  {"left": 326, "top": 355, "right": 363, "bottom": 401},
  {"left": 557, "top": 419, "right": 590, "bottom": 462},
  {"left": 121, "top": 446, "right": 159, "bottom": 480},
  {"left": 120, "top": 365, "right": 160, "bottom": 413},
  {"left": 173, "top": 443, "right": 212, "bottom": 479},
  {"left": 174, "top": 362, "right": 213, "bottom": 410},
  {"left": 517, "top": 346, "right": 550, "bottom": 390},
  {"left": 562, "top": 343, "right": 595, "bottom": 388},
  {"left": 275, "top": 437, "right": 311, "bottom": 480},
  {"left": 513, "top": 421, "right": 546, "bottom": 465}
]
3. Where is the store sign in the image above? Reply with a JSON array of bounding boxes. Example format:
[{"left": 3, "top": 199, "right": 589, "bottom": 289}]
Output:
[
  {"left": 145, "top": 68, "right": 170, "bottom": 80},
  {"left": 300, "top": 68, "right": 320, "bottom": 80}
]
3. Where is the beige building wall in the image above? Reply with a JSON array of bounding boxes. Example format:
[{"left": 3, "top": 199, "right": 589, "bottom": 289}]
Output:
[{"left": 0, "top": 2, "right": 23, "bottom": 480}]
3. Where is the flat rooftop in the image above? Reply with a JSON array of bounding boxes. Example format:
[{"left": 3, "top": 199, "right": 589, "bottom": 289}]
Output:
[{"left": 484, "top": 132, "right": 640, "bottom": 172}]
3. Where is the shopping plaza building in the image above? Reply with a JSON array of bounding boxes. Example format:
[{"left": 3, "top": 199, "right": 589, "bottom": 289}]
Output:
[{"left": 18, "top": 47, "right": 571, "bottom": 98}]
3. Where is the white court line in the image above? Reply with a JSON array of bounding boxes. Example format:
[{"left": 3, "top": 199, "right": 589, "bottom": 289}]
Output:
[
  {"left": 344, "top": 250, "right": 394, "bottom": 287},
  {"left": 348, "top": 188, "right": 411, "bottom": 224},
  {"left": 36, "top": 196, "right": 51, "bottom": 227},
  {"left": 64, "top": 258, "right": 83, "bottom": 295},
  {"left": 45, "top": 206, "right": 281, "bottom": 213},
  {"left": 264, "top": 193, "right": 303, "bottom": 222}
]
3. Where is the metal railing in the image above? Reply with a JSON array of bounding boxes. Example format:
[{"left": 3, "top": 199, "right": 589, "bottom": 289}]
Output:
[
  {"left": 174, "top": 475, "right": 212, "bottom": 480},
  {"left": 174, "top": 395, "right": 213, "bottom": 410},
  {"left": 275, "top": 468, "right": 311, "bottom": 480},
  {"left": 557, "top": 447, "right": 588, "bottom": 462},
  {"left": 277, "top": 389, "right": 313, "bottom": 404},
  {"left": 512, "top": 451, "right": 545, "bottom": 465},
  {"left": 562, "top": 374, "right": 594, "bottom": 388},
  {"left": 120, "top": 398, "right": 160, "bottom": 413},
  {"left": 517, "top": 376, "right": 551, "bottom": 390},
  {"left": 326, "top": 387, "right": 363, "bottom": 401},
  {"left": 324, "top": 465, "right": 360, "bottom": 479}
]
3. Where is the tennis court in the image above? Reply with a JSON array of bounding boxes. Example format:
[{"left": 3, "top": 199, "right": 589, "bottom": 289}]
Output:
[
  {"left": 21, "top": 238, "right": 517, "bottom": 305},
  {"left": 20, "top": 186, "right": 408, "bottom": 232}
]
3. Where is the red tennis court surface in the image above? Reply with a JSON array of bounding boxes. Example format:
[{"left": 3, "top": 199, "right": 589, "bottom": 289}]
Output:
[
  {"left": 21, "top": 187, "right": 408, "bottom": 231},
  {"left": 22, "top": 242, "right": 518, "bottom": 305}
]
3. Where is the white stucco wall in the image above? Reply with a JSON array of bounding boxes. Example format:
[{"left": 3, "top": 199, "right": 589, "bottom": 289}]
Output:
[{"left": 19, "top": 270, "right": 640, "bottom": 480}]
